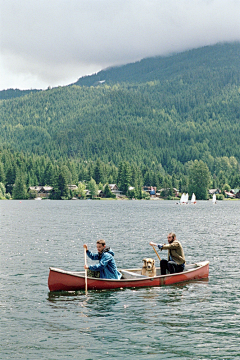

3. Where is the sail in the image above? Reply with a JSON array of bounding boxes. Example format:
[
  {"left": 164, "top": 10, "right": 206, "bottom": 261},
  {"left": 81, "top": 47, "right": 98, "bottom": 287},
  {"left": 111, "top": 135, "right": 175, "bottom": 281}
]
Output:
[
  {"left": 180, "top": 193, "right": 184, "bottom": 204},
  {"left": 191, "top": 193, "right": 196, "bottom": 203},
  {"left": 212, "top": 194, "right": 216, "bottom": 203},
  {"left": 185, "top": 193, "right": 189, "bottom": 203}
]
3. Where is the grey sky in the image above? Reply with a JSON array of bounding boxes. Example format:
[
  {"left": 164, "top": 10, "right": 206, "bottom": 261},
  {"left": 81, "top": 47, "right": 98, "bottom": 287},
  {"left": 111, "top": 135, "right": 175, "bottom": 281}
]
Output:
[{"left": 1, "top": 0, "right": 240, "bottom": 90}]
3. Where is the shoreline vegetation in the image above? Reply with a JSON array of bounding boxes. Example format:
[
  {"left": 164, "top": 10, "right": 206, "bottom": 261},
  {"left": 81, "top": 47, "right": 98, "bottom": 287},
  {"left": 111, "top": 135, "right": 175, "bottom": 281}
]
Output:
[
  {"left": 0, "top": 150, "right": 239, "bottom": 201},
  {"left": 0, "top": 197, "right": 240, "bottom": 200}
]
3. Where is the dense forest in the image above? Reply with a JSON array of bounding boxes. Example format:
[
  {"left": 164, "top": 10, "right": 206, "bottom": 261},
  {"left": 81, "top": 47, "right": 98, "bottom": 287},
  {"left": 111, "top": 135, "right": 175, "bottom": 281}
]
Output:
[{"left": 0, "top": 42, "right": 240, "bottom": 199}]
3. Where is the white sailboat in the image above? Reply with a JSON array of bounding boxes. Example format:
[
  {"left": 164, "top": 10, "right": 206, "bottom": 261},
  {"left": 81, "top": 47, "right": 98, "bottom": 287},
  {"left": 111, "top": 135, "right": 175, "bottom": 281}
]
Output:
[
  {"left": 179, "top": 193, "right": 188, "bottom": 204},
  {"left": 191, "top": 193, "right": 196, "bottom": 204},
  {"left": 212, "top": 194, "right": 217, "bottom": 204},
  {"left": 179, "top": 193, "right": 184, "bottom": 204}
]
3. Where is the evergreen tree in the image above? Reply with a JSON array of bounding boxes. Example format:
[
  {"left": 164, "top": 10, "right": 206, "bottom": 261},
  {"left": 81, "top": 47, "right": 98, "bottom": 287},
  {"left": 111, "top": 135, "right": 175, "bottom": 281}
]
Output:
[
  {"left": 12, "top": 172, "right": 28, "bottom": 199},
  {"left": 188, "top": 160, "right": 211, "bottom": 200},
  {"left": 70, "top": 163, "right": 78, "bottom": 184},
  {"left": 143, "top": 171, "right": 151, "bottom": 186},
  {"left": 0, "top": 182, "right": 6, "bottom": 199},
  {"left": 0, "top": 162, "right": 5, "bottom": 183},
  {"left": 117, "top": 162, "right": 123, "bottom": 189},
  {"left": 87, "top": 163, "right": 94, "bottom": 182},
  {"left": 108, "top": 175, "right": 114, "bottom": 184},
  {"left": 57, "top": 166, "right": 70, "bottom": 199},
  {"left": 120, "top": 162, "right": 132, "bottom": 194},
  {"left": 5, "top": 162, "right": 17, "bottom": 186},
  {"left": 44, "top": 161, "right": 54, "bottom": 185},
  {"left": 103, "top": 183, "right": 115, "bottom": 198},
  {"left": 94, "top": 159, "right": 103, "bottom": 184},
  {"left": 232, "top": 173, "right": 240, "bottom": 188},
  {"left": 172, "top": 173, "right": 177, "bottom": 188},
  {"left": 181, "top": 176, "right": 189, "bottom": 193}
]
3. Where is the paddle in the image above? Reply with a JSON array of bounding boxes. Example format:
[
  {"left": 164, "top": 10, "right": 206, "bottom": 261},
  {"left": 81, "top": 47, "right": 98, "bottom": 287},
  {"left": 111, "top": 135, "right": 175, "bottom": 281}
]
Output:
[
  {"left": 150, "top": 244, "right": 161, "bottom": 261},
  {"left": 84, "top": 247, "right": 88, "bottom": 295}
]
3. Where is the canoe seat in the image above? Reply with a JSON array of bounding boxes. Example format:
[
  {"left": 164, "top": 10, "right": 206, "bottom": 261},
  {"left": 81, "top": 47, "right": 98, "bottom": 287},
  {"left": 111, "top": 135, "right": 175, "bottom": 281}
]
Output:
[{"left": 120, "top": 270, "right": 147, "bottom": 279}]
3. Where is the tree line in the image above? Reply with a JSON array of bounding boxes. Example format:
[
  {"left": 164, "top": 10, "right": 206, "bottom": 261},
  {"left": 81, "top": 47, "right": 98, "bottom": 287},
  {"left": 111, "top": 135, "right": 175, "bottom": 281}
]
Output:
[{"left": 0, "top": 149, "right": 239, "bottom": 200}]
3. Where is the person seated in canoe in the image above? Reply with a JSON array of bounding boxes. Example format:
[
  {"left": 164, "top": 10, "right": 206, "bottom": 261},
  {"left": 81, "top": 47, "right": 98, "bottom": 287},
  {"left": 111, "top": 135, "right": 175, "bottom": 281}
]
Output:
[
  {"left": 149, "top": 232, "right": 185, "bottom": 275},
  {"left": 83, "top": 239, "right": 122, "bottom": 279}
]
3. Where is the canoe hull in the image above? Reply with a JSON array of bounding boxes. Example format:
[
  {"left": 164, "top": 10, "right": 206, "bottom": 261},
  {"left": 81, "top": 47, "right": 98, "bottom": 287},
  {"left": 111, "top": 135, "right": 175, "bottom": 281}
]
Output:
[{"left": 48, "top": 261, "right": 209, "bottom": 292}]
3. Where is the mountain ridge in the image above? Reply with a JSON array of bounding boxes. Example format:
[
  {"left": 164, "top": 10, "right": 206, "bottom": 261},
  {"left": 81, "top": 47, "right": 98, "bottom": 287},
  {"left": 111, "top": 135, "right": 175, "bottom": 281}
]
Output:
[{"left": 0, "top": 42, "right": 239, "bottom": 174}]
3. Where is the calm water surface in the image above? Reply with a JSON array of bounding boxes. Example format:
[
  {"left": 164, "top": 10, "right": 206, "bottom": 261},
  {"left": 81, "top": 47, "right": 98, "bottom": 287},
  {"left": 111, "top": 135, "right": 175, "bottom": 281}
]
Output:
[{"left": 0, "top": 200, "right": 240, "bottom": 360}]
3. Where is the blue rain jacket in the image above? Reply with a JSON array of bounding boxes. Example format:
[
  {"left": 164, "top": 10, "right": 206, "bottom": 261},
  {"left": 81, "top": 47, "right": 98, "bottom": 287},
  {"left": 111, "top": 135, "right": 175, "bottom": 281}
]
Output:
[{"left": 86, "top": 247, "right": 121, "bottom": 279}]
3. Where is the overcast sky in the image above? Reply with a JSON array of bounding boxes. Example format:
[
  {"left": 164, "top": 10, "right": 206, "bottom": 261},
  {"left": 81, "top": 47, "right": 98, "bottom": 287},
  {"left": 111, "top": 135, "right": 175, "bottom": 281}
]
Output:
[{"left": 1, "top": 0, "right": 240, "bottom": 90}]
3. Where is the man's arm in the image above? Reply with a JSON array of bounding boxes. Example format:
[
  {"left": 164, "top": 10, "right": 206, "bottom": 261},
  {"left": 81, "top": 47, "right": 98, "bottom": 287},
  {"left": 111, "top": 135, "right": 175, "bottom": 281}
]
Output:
[
  {"left": 149, "top": 241, "right": 163, "bottom": 250},
  {"left": 83, "top": 244, "right": 99, "bottom": 260},
  {"left": 88, "top": 253, "right": 111, "bottom": 271},
  {"left": 162, "top": 241, "right": 180, "bottom": 250}
]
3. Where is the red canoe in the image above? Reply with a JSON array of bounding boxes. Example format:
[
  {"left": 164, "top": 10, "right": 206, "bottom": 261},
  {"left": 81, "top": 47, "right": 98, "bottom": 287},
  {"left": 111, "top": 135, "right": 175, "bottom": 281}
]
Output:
[{"left": 48, "top": 261, "right": 209, "bottom": 292}]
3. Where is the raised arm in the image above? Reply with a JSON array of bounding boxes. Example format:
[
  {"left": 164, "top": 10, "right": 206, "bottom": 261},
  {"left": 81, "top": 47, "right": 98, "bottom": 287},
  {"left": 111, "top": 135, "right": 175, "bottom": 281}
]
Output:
[
  {"left": 149, "top": 242, "right": 157, "bottom": 246},
  {"left": 149, "top": 241, "right": 163, "bottom": 249},
  {"left": 83, "top": 244, "right": 99, "bottom": 260}
]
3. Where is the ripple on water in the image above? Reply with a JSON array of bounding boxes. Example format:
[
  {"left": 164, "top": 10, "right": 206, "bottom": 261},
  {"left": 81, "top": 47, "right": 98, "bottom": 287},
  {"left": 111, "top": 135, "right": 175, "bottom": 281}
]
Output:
[{"left": 1, "top": 200, "right": 240, "bottom": 359}]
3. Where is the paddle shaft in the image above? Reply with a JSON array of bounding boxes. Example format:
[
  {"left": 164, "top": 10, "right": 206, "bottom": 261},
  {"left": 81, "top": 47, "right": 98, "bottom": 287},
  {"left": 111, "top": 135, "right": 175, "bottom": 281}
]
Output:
[
  {"left": 84, "top": 248, "right": 88, "bottom": 295},
  {"left": 151, "top": 245, "right": 161, "bottom": 261}
]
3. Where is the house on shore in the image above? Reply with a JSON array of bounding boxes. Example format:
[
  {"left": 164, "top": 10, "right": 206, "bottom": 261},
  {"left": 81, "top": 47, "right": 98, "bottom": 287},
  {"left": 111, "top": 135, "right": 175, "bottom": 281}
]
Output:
[
  {"left": 235, "top": 190, "right": 240, "bottom": 198},
  {"left": 209, "top": 189, "right": 221, "bottom": 195},
  {"left": 224, "top": 189, "right": 240, "bottom": 199},
  {"left": 68, "top": 185, "right": 78, "bottom": 191},
  {"left": 108, "top": 184, "right": 123, "bottom": 196},
  {"left": 28, "top": 186, "right": 53, "bottom": 198},
  {"left": 142, "top": 186, "right": 157, "bottom": 196}
]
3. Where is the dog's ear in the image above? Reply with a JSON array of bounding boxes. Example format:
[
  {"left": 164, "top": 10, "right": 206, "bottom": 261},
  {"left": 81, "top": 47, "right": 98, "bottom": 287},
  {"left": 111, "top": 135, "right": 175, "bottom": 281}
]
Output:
[
  {"left": 142, "top": 259, "right": 147, "bottom": 265},
  {"left": 142, "top": 258, "right": 146, "bottom": 262}
]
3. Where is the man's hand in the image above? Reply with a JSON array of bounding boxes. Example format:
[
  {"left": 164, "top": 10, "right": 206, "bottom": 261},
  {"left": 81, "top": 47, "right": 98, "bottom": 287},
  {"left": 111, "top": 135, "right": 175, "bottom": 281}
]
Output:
[
  {"left": 83, "top": 244, "right": 88, "bottom": 251},
  {"left": 84, "top": 265, "right": 89, "bottom": 270},
  {"left": 149, "top": 242, "right": 157, "bottom": 246},
  {"left": 158, "top": 244, "right": 163, "bottom": 250}
]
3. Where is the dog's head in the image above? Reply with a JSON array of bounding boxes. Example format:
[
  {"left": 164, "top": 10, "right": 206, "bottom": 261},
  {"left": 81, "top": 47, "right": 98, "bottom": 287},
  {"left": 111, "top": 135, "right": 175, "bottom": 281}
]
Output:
[{"left": 142, "top": 258, "right": 155, "bottom": 270}]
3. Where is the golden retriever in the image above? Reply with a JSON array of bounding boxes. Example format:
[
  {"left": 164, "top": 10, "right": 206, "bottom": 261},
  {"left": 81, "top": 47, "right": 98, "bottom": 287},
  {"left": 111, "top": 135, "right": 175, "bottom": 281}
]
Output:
[{"left": 141, "top": 258, "right": 156, "bottom": 277}]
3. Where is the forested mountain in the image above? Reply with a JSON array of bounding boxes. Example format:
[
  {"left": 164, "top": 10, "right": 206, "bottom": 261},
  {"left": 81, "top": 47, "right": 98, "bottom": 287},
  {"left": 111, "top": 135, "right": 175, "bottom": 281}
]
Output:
[
  {"left": 74, "top": 42, "right": 240, "bottom": 86},
  {"left": 0, "top": 42, "right": 240, "bottom": 198},
  {"left": 0, "top": 88, "right": 40, "bottom": 100}
]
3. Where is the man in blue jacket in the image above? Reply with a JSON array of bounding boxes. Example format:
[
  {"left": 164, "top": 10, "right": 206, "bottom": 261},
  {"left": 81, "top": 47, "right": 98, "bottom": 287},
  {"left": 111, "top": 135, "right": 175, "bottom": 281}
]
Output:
[{"left": 83, "top": 240, "right": 121, "bottom": 279}]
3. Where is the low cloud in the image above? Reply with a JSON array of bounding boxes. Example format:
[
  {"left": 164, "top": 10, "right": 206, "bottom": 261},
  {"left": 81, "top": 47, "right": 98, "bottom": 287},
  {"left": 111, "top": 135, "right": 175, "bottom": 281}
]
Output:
[{"left": 1, "top": 0, "right": 240, "bottom": 89}]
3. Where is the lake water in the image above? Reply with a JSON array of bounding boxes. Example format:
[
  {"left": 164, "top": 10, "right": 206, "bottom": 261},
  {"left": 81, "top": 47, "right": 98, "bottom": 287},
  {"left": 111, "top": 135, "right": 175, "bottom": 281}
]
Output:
[{"left": 1, "top": 200, "right": 240, "bottom": 360}]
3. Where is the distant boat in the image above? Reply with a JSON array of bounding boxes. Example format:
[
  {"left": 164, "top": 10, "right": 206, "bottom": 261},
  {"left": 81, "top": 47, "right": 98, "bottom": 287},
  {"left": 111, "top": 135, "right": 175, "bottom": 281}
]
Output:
[
  {"left": 212, "top": 194, "right": 217, "bottom": 204},
  {"left": 179, "top": 192, "right": 188, "bottom": 204},
  {"left": 191, "top": 193, "right": 196, "bottom": 204},
  {"left": 179, "top": 193, "right": 184, "bottom": 204}
]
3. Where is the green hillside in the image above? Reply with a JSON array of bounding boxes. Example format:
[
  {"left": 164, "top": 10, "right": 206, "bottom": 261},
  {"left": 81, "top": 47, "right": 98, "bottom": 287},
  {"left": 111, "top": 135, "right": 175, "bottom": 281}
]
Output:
[
  {"left": 74, "top": 42, "right": 240, "bottom": 86},
  {"left": 0, "top": 88, "right": 40, "bottom": 100},
  {"left": 0, "top": 42, "right": 240, "bottom": 197}
]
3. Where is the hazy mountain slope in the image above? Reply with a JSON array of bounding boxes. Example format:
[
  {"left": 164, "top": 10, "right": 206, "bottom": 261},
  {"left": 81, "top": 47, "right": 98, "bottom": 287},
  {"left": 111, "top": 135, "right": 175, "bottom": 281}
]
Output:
[
  {"left": 74, "top": 42, "right": 240, "bottom": 86},
  {"left": 0, "top": 43, "right": 239, "bottom": 172}
]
